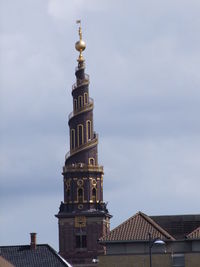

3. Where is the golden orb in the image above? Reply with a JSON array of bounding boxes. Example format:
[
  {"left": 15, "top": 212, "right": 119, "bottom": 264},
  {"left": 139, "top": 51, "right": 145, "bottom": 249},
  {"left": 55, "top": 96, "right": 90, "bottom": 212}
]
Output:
[{"left": 75, "top": 39, "right": 86, "bottom": 52}]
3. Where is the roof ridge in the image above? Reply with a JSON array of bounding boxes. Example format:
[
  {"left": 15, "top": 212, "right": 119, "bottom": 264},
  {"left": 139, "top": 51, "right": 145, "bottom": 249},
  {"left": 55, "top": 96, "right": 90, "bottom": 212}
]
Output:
[
  {"left": 100, "top": 211, "right": 176, "bottom": 242},
  {"left": 0, "top": 244, "right": 49, "bottom": 248},
  {"left": 151, "top": 213, "right": 200, "bottom": 217},
  {"left": 99, "top": 211, "right": 175, "bottom": 241},
  {"left": 46, "top": 245, "right": 71, "bottom": 266},
  {"left": 139, "top": 212, "right": 175, "bottom": 241}
]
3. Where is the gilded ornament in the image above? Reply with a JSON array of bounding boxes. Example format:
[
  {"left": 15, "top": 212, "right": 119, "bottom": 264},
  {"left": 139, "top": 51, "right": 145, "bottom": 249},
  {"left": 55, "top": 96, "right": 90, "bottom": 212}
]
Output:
[
  {"left": 77, "top": 179, "right": 84, "bottom": 187},
  {"left": 75, "top": 20, "right": 86, "bottom": 62}
]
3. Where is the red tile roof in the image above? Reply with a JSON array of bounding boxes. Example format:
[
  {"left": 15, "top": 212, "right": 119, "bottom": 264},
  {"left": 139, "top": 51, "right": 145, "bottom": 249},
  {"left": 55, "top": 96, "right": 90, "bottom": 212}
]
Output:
[
  {"left": 187, "top": 226, "right": 200, "bottom": 239},
  {"left": 100, "top": 211, "right": 175, "bottom": 242}
]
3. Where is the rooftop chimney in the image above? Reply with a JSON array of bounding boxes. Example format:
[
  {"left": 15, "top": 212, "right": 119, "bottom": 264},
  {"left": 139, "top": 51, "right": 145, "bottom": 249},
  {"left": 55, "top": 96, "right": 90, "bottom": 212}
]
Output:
[{"left": 30, "top": 233, "right": 37, "bottom": 250}]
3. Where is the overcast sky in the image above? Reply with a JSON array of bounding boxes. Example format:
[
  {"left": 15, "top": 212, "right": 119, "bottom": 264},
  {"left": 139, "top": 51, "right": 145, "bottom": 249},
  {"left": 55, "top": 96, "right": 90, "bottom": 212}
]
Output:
[{"left": 1, "top": 0, "right": 200, "bottom": 251}]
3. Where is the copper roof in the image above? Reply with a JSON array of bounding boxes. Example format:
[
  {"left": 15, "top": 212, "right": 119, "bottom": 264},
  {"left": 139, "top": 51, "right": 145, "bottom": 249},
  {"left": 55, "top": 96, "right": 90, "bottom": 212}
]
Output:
[{"left": 100, "top": 211, "right": 175, "bottom": 242}]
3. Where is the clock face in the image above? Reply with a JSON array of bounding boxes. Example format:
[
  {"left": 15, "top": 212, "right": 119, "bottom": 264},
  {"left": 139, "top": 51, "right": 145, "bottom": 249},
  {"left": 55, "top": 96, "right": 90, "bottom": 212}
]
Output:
[{"left": 75, "top": 216, "right": 86, "bottom": 227}]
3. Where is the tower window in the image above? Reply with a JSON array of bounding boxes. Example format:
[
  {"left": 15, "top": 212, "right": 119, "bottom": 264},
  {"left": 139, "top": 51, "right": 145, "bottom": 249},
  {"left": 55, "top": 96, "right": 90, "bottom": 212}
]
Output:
[
  {"left": 84, "top": 93, "right": 88, "bottom": 105},
  {"left": 74, "top": 99, "right": 77, "bottom": 111},
  {"left": 92, "top": 188, "right": 97, "bottom": 202},
  {"left": 76, "top": 235, "right": 87, "bottom": 248},
  {"left": 78, "top": 95, "right": 83, "bottom": 109},
  {"left": 66, "top": 189, "right": 70, "bottom": 202},
  {"left": 78, "top": 188, "right": 84, "bottom": 203},
  {"left": 86, "top": 120, "right": 91, "bottom": 141},
  {"left": 89, "top": 158, "right": 95, "bottom": 165},
  {"left": 77, "top": 124, "right": 83, "bottom": 146},
  {"left": 70, "top": 129, "right": 75, "bottom": 150}
]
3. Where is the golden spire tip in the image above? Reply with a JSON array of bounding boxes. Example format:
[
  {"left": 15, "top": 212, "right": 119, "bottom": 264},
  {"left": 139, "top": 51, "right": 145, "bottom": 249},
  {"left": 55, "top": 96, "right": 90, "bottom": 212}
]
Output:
[{"left": 75, "top": 20, "right": 86, "bottom": 63}]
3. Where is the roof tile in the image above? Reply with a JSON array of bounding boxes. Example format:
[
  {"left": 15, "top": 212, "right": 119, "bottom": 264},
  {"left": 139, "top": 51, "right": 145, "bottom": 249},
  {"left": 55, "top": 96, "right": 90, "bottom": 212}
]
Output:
[
  {"left": 100, "top": 211, "right": 175, "bottom": 242},
  {"left": 0, "top": 244, "right": 70, "bottom": 267}
]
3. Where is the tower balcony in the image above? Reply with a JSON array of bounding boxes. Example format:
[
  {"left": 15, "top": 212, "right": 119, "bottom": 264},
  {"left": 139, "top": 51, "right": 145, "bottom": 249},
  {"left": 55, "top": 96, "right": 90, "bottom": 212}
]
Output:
[
  {"left": 68, "top": 97, "right": 93, "bottom": 121},
  {"left": 72, "top": 74, "right": 89, "bottom": 92},
  {"left": 58, "top": 201, "right": 109, "bottom": 214},
  {"left": 63, "top": 163, "right": 104, "bottom": 173}
]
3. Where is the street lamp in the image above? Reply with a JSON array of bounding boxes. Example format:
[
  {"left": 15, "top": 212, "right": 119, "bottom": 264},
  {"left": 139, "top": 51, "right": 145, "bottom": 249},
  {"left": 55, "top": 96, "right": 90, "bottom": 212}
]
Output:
[
  {"left": 92, "top": 258, "right": 99, "bottom": 264},
  {"left": 148, "top": 232, "right": 165, "bottom": 267}
]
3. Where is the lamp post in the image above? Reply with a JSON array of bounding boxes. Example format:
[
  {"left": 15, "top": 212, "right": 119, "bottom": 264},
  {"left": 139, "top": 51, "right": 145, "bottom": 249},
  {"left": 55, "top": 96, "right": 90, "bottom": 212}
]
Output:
[{"left": 148, "top": 232, "right": 165, "bottom": 267}]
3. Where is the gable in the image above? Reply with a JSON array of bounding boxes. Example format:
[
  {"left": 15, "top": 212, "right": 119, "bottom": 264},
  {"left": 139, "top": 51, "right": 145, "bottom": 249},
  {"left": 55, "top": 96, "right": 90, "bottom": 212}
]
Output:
[{"left": 100, "top": 211, "right": 175, "bottom": 242}]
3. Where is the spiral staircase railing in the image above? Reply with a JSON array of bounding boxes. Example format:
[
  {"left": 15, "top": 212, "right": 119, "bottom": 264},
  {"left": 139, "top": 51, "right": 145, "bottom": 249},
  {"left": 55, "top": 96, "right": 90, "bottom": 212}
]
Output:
[
  {"left": 72, "top": 73, "right": 89, "bottom": 91},
  {"left": 68, "top": 97, "right": 94, "bottom": 120},
  {"left": 65, "top": 132, "right": 98, "bottom": 161}
]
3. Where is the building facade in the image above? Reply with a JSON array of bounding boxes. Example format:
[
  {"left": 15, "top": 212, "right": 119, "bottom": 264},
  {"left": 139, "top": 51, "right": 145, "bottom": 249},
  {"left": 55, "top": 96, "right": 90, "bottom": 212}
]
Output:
[
  {"left": 98, "top": 211, "right": 200, "bottom": 267},
  {"left": 56, "top": 22, "right": 111, "bottom": 266}
]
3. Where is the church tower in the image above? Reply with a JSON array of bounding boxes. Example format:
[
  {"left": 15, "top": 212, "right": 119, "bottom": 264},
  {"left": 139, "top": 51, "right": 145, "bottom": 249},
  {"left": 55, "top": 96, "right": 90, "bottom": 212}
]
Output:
[{"left": 56, "top": 22, "right": 111, "bottom": 266}]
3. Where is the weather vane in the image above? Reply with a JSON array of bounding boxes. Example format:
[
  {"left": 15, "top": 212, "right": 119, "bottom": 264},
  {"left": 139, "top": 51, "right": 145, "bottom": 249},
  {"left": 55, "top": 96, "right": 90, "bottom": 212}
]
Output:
[{"left": 75, "top": 20, "right": 86, "bottom": 63}]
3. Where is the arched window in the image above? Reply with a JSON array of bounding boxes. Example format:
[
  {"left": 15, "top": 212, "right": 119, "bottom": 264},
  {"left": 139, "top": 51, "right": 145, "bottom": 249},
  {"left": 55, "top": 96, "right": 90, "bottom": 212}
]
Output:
[
  {"left": 66, "top": 189, "right": 70, "bottom": 202},
  {"left": 77, "top": 124, "right": 83, "bottom": 146},
  {"left": 78, "top": 188, "right": 83, "bottom": 203},
  {"left": 86, "top": 120, "right": 91, "bottom": 141},
  {"left": 74, "top": 99, "right": 77, "bottom": 111},
  {"left": 84, "top": 93, "right": 88, "bottom": 105},
  {"left": 70, "top": 129, "right": 75, "bottom": 150},
  {"left": 89, "top": 158, "right": 95, "bottom": 165},
  {"left": 92, "top": 188, "right": 97, "bottom": 202},
  {"left": 78, "top": 95, "right": 83, "bottom": 109}
]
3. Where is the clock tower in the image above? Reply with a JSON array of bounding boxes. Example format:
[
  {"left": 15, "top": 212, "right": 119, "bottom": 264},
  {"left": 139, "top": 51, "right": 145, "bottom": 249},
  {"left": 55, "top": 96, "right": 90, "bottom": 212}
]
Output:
[{"left": 56, "top": 22, "right": 111, "bottom": 266}]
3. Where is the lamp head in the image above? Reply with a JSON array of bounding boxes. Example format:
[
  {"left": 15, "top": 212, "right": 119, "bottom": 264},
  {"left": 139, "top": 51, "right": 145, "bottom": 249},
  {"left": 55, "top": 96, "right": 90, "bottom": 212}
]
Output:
[{"left": 154, "top": 239, "right": 166, "bottom": 245}]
